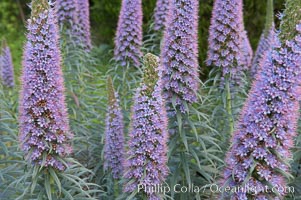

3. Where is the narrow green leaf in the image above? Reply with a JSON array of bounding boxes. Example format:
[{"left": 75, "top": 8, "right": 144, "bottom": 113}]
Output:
[
  {"left": 181, "top": 152, "right": 191, "bottom": 185},
  {"left": 45, "top": 174, "right": 52, "bottom": 200},
  {"left": 61, "top": 188, "right": 74, "bottom": 200},
  {"left": 187, "top": 119, "right": 198, "bottom": 141},
  {"left": 49, "top": 168, "right": 62, "bottom": 195}
]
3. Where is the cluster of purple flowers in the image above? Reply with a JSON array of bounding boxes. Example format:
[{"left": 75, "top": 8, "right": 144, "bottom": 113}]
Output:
[
  {"left": 124, "top": 54, "right": 169, "bottom": 199},
  {"left": 222, "top": 27, "right": 301, "bottom": 199},
  {"left": 251, "top": 27, "right": 274, "bottom": 77},
  {"left": 56, "top": 0, "right": 78, "bottom": 29},
  {"left": 0, "top": 41, "right": 15, "bottom": 88},
  {"left": 77, "top": 0, "right": 92, "bottom": 49},
  {"left": 55, "top": 0, "right": 91, "bottom": 49},
  {"left": 153, "top": 0, "right": 170, "bottom": 31},
  {"left": 114, "top": 0, "right": 143, "bottom": 67},
  {"left": 19, "top": 0, "right": 73, "bottom": 171},
  {"left": 160, "top": 0, "right": 199, "bottom": 114},
  {"left": 206, "top": 0, "right": 247, "bottom": 82},
  {"left": 241, "top": 30, "right": 253, "bottom": 70},
  {"left": 104, "top": 77, "right": 125, "bottom": 179}
]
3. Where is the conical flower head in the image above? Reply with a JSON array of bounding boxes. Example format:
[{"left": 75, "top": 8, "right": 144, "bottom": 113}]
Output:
[
  {"left": 206, "top": 0, "right": 245, "bottom": 82},
  {"left": 114, "top": 0, "right": 143, "bottom": 67},
  {"left": 0, "top": 40, "right": 15, "bottom": 88},
  {"left": 56, "top": 0, "right": 79, "bottom": 29},
  {"left": 221, "top": 25, "right": 301, "bottom": 199},
  {"left": 153, "top": 0, "right": 170, "bottom": 31},
  {"left": 104, "top": 76, "right": 125, "bottom": 179},
  {"left": 77, "top": 0, "right": 92, "bottom": 49},
  {"left": 251, "top": 26, "right": 274, "bottom": 78},
  {"left": 19, "top": 0, "right": 73, "bottom": 171},
  {"left": 124, "top": 53, "right": 169, "bottom": 199},
  {"left": 240, "top": 30, "right": 253, "bottom": 69},
  {"left": 160, "top": 0, "right": 199, "bottom": 114}
]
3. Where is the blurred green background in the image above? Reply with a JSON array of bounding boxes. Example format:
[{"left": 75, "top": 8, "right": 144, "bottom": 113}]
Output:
[{"left": 0, "top": 0, "right": 286, "bottom": 77}]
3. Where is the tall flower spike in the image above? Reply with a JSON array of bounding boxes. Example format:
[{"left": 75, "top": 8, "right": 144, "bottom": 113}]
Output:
[
  {"left": 221, "top": 0, "right": 301, "bottom": 196},
  {"left": 160, "top": 0, "right": 199, "bottom": 114},
  {"left": 124, "top": 53, "right": 169, "bottom": 199},
  {"left": 77, "top": 0, "right": 92, "bottom": 49},
  {"left": 1, "top": 40, "right": 15, "bottom": 88},
  {"left": 19, "top": 0, "right": 73, "bottom": 171},
  {"left": 55, "top": 0, "right": 80, "bottom": 41},
  {"left": 153, "top": 0, "right": 170, "bottom": 31},
  {"left": 114, "top": 0, "right": 143, "bottom": 67},
  {"left": 104, "top": 76, "right": 125, "bottom": 179},
  {"left": 251, "top": 27, "right": 274, "bottom": 78},
  {"left": 239, "top": 0, "right": 253, "bottom": 71},
  {"left": 251, "top": 0, "right": 274, "bottom": 78},
  {"left": 240, "top": 30, "right": 253, "bottom": 70},
  {"left": 206, "top": 0, "right": 244, "bottom": 82}
]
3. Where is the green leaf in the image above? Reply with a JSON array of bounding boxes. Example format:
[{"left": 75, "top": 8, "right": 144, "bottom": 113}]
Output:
[
  {"left": 61, "top": 188, "right": 74, "bottom": 200},
  {"left": 45, "top": 174, "right": 52, "bottom": 200},
  {"left": 31, "top": 165, "right": 40, "bottom": 194},
  {"left": 181, "top": 152, "right": 191, "bottom": 185},
  {"left": 187, "top": 119, "right": 198, "bottom": 141},
  {"left": 49, "top": 168, "right": 62, "bottom": 195}
]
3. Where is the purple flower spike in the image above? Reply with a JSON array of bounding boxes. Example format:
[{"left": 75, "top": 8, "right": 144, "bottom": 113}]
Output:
[
  {"left": 56, "top": 0, "right": 79, "bottom": 29},
  {"left": 104, "top": 77, "right": 125, "bottom": 179},
  {"left": 241, "top": 30, "right": 253, "bottom": 70},
  {"left": 124, "top": 54, "right": 169, "bottom": 199},
  {"left": 1, "top": 41, "right": 15, "bottom": 88},
  {"left": 19, "top": 0, "right": 73, "bottom": 171},
  {"left": 77, "top": 0, "right": 92, "bottom": 49},
  {"left": 114, "top": 0, "right": 143, "bottom": 67},
  {"left": 153, "top": 0, "right": 170, "bottom": 31},
  {"left": 251, "top": 27, "right": 274, "bottom": 77},
  {"left": 221, "top": 28, "right": 301, "bottom": 199},
  {"left": 160, "top": 0, "right": 199, "bottom": 114},
  {"left": 206, "top": 0, "right": 245, "bottom": 82}
]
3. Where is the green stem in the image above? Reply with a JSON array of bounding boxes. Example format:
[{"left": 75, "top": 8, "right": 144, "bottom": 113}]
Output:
[
  {"left": 225, "top": 77, "right": 234, "bottom": 135},
  {"left": 121, "top": 64, "right": 128, "bottom": 110},
  {"left": 264, "top": 0, "right": 274, "bottom": 36},
  {"left": 114, "top": 179, "right": 119, "bottom": 198}
]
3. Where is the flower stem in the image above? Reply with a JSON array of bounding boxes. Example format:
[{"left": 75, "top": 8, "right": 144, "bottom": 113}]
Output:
[{"left": 225, "top": 76, "right": 234, "bottom": 135}]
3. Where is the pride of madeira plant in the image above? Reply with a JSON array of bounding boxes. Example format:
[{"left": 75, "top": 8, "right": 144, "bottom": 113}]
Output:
[
  {"left": 0, "top": 40, "right": 15, "bottom": 88},
  {"left": 206, "top": 0, "right": 248, "bottom": 137},
  {"left": 221, "top": 0, "right": 301, "bottom": 199},
  {"left": 114, "top": 0, "right": 143, "bottom": 67},
  {"left": 159, "top": 2, "right": 221, "bottom": 200},
  {"left": 207, "top": 0, "right": 245, "bottom": 83},
  {"left": 19, "top": 0, "right": 73, "bottom": 172},
  {"left": 124, "top": 53, "right": 169, "bottom": 200},
  {"left": 104, "top": 77, "right": 125, "bottom": 179},
  {"left": 153, "top": 0, "right": 170, "bottom": 32},
  {"left": 55, "top": 0, "right": 82, "bottom": 48},
  {"left": 160, "top": 0, "right": 199, "bottom": 114},
  {"left": 18, "top": 1, "right": 100, "bottom": 199},
  {"left": 77, "top": 0, "right": 92, "bottom": 50},
  {"left": 56, "top": 0, "right": 78, "bottom": 31}
]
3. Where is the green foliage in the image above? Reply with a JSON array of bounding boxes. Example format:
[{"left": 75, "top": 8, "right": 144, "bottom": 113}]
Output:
[
  {"left": 90, "top": 0, "right": 121, "bottom": 44},
  {"left": 60, "top": 34, "right": 110, "bottom": 190},
  {"left": 0, "top": 0, "right": 30, "bottom": 81}
]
